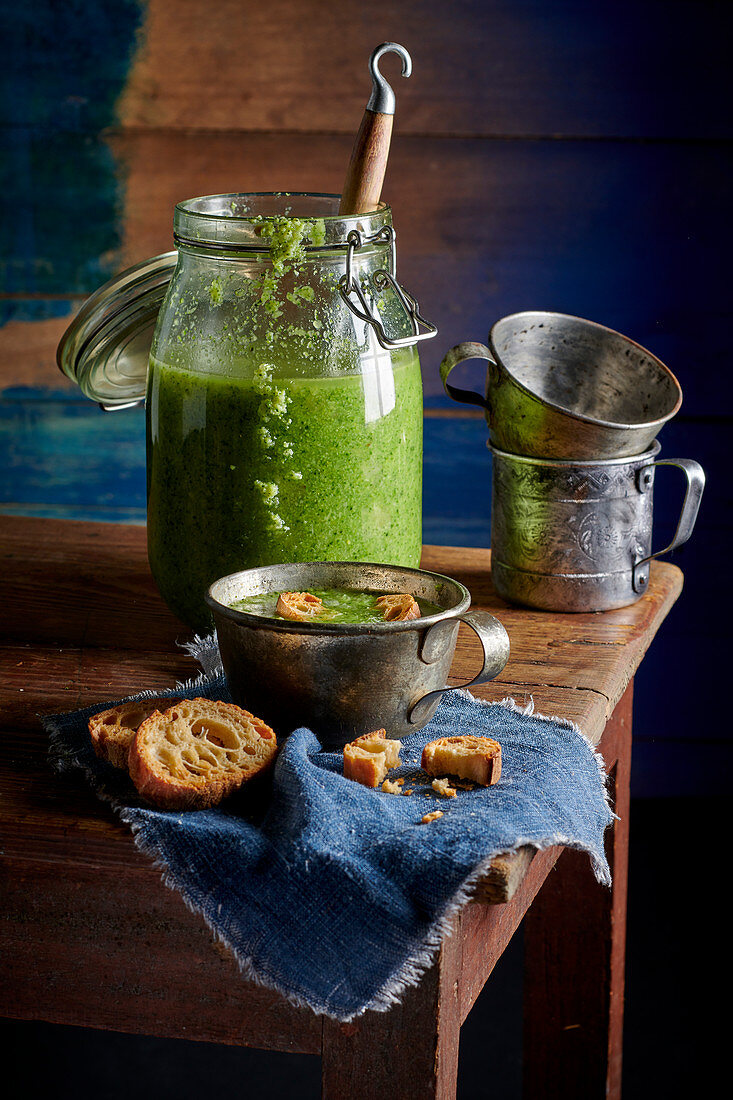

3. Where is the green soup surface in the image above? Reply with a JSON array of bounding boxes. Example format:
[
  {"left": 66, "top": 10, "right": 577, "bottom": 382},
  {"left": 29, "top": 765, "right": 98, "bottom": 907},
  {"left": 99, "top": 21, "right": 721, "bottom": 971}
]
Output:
[{"left": 230, "top": 587, "right": 442, "bottom": 624}]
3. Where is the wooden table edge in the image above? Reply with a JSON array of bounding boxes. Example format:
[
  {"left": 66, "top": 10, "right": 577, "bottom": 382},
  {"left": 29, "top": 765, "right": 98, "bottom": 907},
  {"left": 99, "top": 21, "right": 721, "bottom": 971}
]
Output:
[{"left": 0, "top": 520, "right": 684, "bottom": 909}]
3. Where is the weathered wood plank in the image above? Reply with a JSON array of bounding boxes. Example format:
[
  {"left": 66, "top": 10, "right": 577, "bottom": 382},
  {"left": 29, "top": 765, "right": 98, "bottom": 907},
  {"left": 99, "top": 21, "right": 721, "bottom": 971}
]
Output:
[
  {"left": 0, "top": 854, "right": 323, "bottom": 1053},
  {"left": 0, "top": 518, "right": 682, "bottom": 748},
  {"left": 0, "top": 517, "right": 183, "bottom": 650},
  {"left": 0, "top": 644, "right": 194, "bottom": 731},
  {"left": 454, "top": 844, "right": 564, "bottom": 1024},
  {"left": 0, "top": 517, "right": 680, "bottom": 908},
  {"left": 7, "top": 1, "right": 729, "bottom": 139},
  {"left": 0, "top": 517, "right": 670, "bottom": 1067},
  {"left": 0, "top": 129, "right": 129, "bottom": 295},
  {"left": 111, "top": 0, "right": 731, "bottom": 139},
  {"left": 0, "top": 307, "right": 79, "bottom": 391},
  {"left": 522, "top": 686, "right": 633, "bottom": 1099},
  {"left": 3, "top": 133, "right": 728, "bottom": 417},
  {"left": 322, "top": 949, "right": 460, "bottom": 1100},
  {"left": 0, "top": 395, "right": 146, "bottom": 520},
  {"left": 1, "top": 0, "right": 143, "bottom": 132}
]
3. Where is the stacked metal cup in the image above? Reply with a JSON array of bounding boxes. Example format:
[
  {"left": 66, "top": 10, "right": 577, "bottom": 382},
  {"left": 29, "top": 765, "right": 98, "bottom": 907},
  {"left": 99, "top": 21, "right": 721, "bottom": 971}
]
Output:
[{"left": 440, "top": 311, "right": 705, "bottom": 611}]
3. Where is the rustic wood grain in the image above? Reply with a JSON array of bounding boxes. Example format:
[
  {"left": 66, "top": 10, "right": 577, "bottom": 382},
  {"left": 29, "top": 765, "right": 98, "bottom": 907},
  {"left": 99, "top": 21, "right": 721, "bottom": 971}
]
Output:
[
  {"left": 1, "top": 518, "right": 682, "bottom": 752},
  {"left": 0, "top": 311, "right": 79, "bottom": 391},
  {"left": 0, "top": 854, "right": 322, "bottom": 1053},
  {"left": 0, "top": 515, "right": 674, "bottom": 1091},
  {"left": 322, "top": 954, "right": 460, "bottom": 1100},
  {"left": 522, "top": 686, "right": 633, "bottom": 1099},
  {"left": 0, "top": 515, "right": 186, "bottom": 649},
  {"left": 339, "top": 110, "right": 394, "bottom": 216},
  {"left": 454, "top": 844, "right": 565, "bottom": 1026},
  {"left": 0, "top": 644, "right": 194, "bottom": 731},
  {"left": 4, "top": 132, "right": 727, "bottom": 418},
  {"left": 0, "top": 517, "right": 680, "bottom": 901},
  {"left": 113, "top": 0, "right": 730, "bottom": 139}
]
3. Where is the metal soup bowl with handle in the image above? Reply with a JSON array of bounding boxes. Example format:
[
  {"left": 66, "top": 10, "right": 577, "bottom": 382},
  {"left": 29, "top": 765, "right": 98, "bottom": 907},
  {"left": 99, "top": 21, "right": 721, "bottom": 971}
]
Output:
[
  {"left": 206, "top": 561, "right": 510, "bottom": 750},
  {"left": 440, "top": 311, "right": 683, "bottom": 460}
]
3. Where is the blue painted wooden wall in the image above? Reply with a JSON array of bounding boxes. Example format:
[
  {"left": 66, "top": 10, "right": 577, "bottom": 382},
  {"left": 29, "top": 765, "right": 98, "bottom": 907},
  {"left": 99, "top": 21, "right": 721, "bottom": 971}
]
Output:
[{"left": 1, "top": 0, "right": 730, "bottom": 795}]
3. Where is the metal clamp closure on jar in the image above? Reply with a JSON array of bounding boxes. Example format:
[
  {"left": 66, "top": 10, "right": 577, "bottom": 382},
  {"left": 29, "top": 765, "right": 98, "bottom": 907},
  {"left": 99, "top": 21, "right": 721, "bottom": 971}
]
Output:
[
  {"left": 57, "top": 194, "right": 438, "bottom": 412},
  {"left": 338, "top": 226, "right": 438, "bottom": 349},
  {"left": 172, "top": 219, "right": 437, "bottom": 350}
]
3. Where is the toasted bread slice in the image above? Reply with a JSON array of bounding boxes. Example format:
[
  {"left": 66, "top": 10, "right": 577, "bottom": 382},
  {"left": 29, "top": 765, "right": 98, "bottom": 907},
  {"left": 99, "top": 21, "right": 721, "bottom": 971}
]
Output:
[
  {"left": 89, "top": 698, "right": 181, "bottom": 770},
  {"left": 374, "top": 593, "right": 421, "bottom": 621},
  {"left": 421, "top": 735, "right": 502, "bottom": 787},
  {"left": 128, "top": 698, "right": 277, "bottom": 810},
  {"left": 343, "top": 729, "right": 402, "bottom": 788},
  {"left": 276, "top": 591, "right": 324, "bottom": 621}
]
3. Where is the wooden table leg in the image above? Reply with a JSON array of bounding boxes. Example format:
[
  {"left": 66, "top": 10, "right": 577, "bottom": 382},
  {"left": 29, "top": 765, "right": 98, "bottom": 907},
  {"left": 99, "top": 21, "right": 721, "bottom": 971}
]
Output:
[
  {"left": 321, "top": 936, "right": 462, "bottom": 1100},
  {"left": 522, "top": 682, "right": 633, "bottom": 1100}
]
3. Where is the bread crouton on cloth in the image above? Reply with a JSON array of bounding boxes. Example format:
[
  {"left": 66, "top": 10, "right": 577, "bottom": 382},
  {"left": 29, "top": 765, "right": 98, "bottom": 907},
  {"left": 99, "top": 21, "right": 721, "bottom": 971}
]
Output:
[{"left": 44, "top": 640, "right": 613, "bottom": 1023}]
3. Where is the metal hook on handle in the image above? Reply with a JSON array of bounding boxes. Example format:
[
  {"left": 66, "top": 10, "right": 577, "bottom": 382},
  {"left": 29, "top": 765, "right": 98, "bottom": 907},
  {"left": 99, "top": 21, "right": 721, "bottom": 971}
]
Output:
[{"left": 366, "top": 43, "right": 412, "bottom": 115}]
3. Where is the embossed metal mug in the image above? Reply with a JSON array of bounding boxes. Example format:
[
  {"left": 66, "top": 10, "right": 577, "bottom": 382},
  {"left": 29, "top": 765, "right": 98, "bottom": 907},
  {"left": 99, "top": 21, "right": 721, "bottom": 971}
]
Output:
[
  {"left": 490, "top": 443, "right": 705, "bottom": 611},
  {"left": 440, "top": 311, "right": 683, "bottom": 460},
  {"left": 207, "top": 561, "right": 510, "bottom": 748}
]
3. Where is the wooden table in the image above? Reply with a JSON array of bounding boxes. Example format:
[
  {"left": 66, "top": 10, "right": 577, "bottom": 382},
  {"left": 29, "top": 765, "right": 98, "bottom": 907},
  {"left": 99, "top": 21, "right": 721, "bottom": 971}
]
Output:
[{"left": 0, "top": 516, "right": 682, "bottom": 1099}]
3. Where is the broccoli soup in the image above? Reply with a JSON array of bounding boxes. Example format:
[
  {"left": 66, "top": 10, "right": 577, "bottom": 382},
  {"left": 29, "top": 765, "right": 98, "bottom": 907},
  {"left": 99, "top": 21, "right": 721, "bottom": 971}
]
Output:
[
  {"left": 229, "top": 587, "right": 442, "bottom": 624},
  {"left": 146, "top": 196, "right": 425, "bottom": 633}
]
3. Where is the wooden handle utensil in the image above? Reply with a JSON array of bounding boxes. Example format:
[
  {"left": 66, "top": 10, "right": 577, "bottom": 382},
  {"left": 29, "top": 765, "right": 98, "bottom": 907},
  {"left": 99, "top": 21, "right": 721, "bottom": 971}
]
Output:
[{"left": 339, "top": 43, "right": 412, "bottom": 216}]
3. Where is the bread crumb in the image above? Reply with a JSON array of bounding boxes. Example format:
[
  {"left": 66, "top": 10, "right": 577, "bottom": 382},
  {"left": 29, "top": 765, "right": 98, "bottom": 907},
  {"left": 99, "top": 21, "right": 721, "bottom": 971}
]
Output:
[
  {"left": 381, "top": 778, "right": 403, "bottom": 795},
  {"left": 421, "top": 810, "right": 444, "bottom": 824},
  {"left": 431, "top": 778, "right": 457, "bottom": 798}
]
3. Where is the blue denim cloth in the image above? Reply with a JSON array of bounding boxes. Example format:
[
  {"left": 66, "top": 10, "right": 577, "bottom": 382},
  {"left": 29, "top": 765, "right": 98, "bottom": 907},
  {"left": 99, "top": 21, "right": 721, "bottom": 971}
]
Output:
[{"left": 45, "top": 676, "right": 613, "bottom": 1021}]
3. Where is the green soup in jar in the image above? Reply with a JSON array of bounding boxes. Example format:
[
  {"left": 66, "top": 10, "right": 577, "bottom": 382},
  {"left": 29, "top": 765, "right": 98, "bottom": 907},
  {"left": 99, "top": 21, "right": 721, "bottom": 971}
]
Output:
[
  {"left": 146, "top": 352, "right": 423, "bottom": 631},
  {"left": 146, "top": 195, "right": 426, "bottom": 633}
]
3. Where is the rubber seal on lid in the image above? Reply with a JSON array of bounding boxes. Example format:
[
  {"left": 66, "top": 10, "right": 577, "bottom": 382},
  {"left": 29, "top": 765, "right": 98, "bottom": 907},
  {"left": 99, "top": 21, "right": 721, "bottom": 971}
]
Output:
[{"left": 56, "top": 252, "right": 178, "bottom": 409}]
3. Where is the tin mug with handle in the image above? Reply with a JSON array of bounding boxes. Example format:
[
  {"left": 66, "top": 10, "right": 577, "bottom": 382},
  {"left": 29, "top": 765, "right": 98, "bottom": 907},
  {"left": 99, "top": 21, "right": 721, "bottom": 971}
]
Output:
[
  {"left": 440, "top": 311, "right": 683, "bottom": 460},
  {"left": 490, "top": 442, "right": 705, "bottom": 612}
]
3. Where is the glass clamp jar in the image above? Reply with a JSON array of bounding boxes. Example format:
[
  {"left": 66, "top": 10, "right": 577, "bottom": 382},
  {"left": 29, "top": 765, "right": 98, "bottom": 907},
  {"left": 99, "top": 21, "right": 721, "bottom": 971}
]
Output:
[{"left": 58, "top": 193, "right": 437, "bottom": 632}]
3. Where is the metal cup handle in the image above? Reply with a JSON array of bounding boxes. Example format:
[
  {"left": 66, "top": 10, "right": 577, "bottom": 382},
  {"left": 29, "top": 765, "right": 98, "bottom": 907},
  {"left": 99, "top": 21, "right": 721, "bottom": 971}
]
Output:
[
  {"left": 439, "top": 342, "right": 494, "bottom": 409},
  {"left": 632, "top": 458, "right": 706, "bottom": 592},
  {"left": 408, "top": 608, "right": 510, "bottom": 725}
]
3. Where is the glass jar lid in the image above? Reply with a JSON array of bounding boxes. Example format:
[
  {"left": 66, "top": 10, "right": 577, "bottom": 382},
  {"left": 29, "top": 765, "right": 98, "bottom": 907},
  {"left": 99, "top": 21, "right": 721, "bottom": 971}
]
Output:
[{"left": 56, "top": 252, "right": 177, "bottom": 408}]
